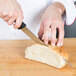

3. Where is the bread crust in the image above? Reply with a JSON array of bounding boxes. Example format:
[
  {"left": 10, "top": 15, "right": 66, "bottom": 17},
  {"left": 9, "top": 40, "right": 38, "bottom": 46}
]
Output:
[{"left": 33, "top": 41, "right": 69, "bottom": 60}]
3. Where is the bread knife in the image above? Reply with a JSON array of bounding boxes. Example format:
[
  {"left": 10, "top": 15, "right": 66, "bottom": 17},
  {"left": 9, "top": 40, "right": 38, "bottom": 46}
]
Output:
[
  {"left": 64, "top": 59, "right": 73, "bottom": 68},
  {"left": 18, "top": 22, "right": 73, "bottom": 68},
  {"left": 18, "top": 22, "right": 47, "bottom": 46}
]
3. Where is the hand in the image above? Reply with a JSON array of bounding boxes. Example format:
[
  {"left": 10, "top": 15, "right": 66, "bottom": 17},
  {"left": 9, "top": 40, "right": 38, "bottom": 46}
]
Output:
[
  {"left": 0, "top": 0, "right": 24, "bottom": 29},
  {"left": 38, "top": 2, "right": 65, "bottom": 47}
]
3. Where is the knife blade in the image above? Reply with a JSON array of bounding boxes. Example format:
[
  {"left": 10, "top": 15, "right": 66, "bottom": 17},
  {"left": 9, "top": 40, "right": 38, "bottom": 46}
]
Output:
[
  {"left": 64, "top": 58, "right": 73, "bottom": 68},
  {"left": 18, "top": 22, "right": 47, "bottom": 46},
  {"left": 18, "top": 22, "right": 73, "bottom": 68}
]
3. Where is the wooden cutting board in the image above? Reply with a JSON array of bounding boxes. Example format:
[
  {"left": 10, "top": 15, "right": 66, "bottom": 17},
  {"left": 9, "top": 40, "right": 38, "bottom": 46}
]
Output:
[{"left": 0, "top": 38, "right": 76, "bottom": 76}]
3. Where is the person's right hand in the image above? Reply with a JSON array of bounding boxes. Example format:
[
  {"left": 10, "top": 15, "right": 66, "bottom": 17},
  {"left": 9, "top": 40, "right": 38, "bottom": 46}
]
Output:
[{"left": 0, "top": 0, "right": 24, "bottom": 29}]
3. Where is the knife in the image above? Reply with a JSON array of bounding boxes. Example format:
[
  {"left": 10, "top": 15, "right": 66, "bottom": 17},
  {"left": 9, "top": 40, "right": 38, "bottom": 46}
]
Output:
[
  {"left": 18, "top": 22, "right": 73, "bottom": 68},
  {"left": 18, "top": 22, "right": 47, "bottom": 46},
  {"left": 64, "top": 59, "right": 73, "bottom": 68}
]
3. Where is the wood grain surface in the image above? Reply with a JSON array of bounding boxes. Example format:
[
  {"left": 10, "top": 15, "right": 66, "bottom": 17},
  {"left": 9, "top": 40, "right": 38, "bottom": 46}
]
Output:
[{"left": 0, "top": 38, "right": 76, "bottom": 76}]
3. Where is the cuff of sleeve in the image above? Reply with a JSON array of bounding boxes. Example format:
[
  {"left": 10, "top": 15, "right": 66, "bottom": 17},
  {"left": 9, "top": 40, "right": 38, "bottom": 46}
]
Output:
[{"left": 52, "top": 0, "right": 76, "bottom": 25}]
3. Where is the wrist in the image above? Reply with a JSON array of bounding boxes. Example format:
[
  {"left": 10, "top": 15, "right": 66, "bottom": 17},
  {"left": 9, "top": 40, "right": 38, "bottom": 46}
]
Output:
[{"left": 51, "top": 2, "right": 65, "bottom": 15}]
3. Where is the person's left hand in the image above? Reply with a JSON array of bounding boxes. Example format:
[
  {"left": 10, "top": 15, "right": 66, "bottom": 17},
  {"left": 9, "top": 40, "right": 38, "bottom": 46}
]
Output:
[{"left": 38, "top": 2, "right": 65, "bottom": 47}]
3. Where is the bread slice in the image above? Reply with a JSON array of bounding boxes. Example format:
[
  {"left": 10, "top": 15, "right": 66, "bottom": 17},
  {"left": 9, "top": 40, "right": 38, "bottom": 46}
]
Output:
[{"left": 25, "top": 43, "right": 68, "bottom": 69}]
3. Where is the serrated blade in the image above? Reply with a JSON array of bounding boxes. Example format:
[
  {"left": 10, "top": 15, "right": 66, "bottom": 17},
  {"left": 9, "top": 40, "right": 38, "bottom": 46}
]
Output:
[
  {"left": 21, "top": 27, "right": 47, "bottom": 46},
  {"left": 64, "top": 58, "right": 73, "bottom": 68}
]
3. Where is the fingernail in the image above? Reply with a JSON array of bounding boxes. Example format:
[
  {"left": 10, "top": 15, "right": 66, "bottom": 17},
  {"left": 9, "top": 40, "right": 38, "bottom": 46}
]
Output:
[
  {"left": 61, "top": 43, "right": 63, "bottom": 46},
  {"left": 57, "top": 43, "right": 60, "bottom": 47},
  {"left": 51, "top": 43, "right": 55, "bottom": 46},
  {"left": 45, "top": 42, "right": 48, "bottom": 45}
]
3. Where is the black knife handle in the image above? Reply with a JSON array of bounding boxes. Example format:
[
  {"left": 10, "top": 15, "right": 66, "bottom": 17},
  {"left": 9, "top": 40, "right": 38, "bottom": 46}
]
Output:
[{"left": 18, "top": 22, "right": 26, "bottom": 29}]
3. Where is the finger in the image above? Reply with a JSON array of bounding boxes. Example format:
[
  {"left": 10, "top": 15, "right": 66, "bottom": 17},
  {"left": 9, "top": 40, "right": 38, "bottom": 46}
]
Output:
[
  {"left": 44, "top": 25, "right": 49, "bottom": 45},
  {"left": 13, "top": 16, "right": 23, "bottom": 29},
  {"left": 38, "top": 23, "right": 44, "bottom": 40},
  {"left": 51, "top": 25, "right": 56, "bottom": 46},
  {"left": 57, "top": 27, "right": 64, "bottom": 47},
  {"left": 3, "top": 16, "right": 11, "bottom": 22},
  {"left": 0, "top": 11, "right": 8, "bottom": 18},
  {"left": 7, "top": 17, "right": 15, "bottom": 25},
  {"left": 3, "top": 11, "right": 16, "bottom": 22}
]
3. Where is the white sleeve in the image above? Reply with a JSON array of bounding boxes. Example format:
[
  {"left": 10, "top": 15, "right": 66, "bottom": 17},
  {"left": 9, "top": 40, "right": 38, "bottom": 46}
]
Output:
[{"left": 52, "top": 0, "right": 76, "bottom": 25}]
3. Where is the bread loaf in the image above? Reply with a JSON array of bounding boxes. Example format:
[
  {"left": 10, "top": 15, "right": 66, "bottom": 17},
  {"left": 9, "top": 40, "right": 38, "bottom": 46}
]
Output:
[{"left": 25, "top": 43, "right": 68, "bottom": 68}]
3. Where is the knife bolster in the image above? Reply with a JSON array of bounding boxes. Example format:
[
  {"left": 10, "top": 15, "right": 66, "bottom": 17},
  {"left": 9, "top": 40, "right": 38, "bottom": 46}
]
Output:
[{"left": 18, "top": 22, "right": 26, "bottom": 29}]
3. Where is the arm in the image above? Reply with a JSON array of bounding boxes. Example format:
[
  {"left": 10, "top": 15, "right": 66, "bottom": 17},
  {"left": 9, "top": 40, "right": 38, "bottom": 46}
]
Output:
[{"left": 52, "top": 0, "right": 76, "bottom": 25}]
